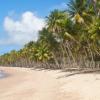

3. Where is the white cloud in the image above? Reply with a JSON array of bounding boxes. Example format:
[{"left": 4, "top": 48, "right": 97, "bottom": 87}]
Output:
[{"left": 0, "top": 11, "right": 45, "bottom": 45}]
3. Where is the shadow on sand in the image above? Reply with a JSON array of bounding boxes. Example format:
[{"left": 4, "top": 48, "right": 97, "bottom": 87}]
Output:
[
  {"left": 31, "top": 67, "right": 100, "bottom": 79},
  {"left": 57, "top": 69, "right": 100, "bottom": 79}
]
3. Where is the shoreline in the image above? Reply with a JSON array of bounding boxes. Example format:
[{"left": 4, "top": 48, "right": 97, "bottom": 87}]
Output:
[{"left": 0, "top": 70, "right": 9, "bottom": 79}]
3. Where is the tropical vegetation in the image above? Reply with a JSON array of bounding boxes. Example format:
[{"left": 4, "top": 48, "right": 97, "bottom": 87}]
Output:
[{"left": 0, "top": 0, "right": 100, "bottom": 70}]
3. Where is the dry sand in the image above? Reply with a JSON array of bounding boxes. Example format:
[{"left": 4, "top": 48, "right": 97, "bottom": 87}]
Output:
[{"left": 0, "top": 67, "right": 100, "bottom": 100}]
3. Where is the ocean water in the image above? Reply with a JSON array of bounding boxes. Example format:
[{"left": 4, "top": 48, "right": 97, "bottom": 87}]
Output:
[{"left": 0, "top": 70, "right": 7, "bottom": 79}]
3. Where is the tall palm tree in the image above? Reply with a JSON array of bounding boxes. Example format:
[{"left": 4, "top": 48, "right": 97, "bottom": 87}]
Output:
[
  {"left": 67, "top": 0, "right": 92, "bottom": 24},
  {"left": 46, "top": 9, "right": 67, "bottom": 35},
  {"left": 46, "top": 9, "right": 75, "bottom": 41}
]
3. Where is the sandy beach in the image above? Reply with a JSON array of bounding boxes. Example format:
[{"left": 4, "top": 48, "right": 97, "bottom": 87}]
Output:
[{"left": 0, "top": 67, "right": 100, "bottom": 100}]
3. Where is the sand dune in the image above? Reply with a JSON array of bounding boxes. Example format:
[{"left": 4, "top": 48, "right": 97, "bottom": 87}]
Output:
[{"left": 0, "top": 67, "right": 100, "bottom": 100}]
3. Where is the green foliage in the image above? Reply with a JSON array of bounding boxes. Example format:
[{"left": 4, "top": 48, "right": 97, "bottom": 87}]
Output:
[{"left": 0, "top": 0, "right": 100, "bottom": 69}]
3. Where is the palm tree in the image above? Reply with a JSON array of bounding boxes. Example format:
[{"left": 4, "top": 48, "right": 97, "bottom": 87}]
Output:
[
  {"left": 34, "top": 43, "right": 52, "bottom": 62},
  {"left": 46, "top": 9, "right": 68, "bottom": 36},
  {"left": 67, "top": 0, "right": 92, "bottom": 24},
  {"left": 46, "top": 9, "right": 78, "bottom": 67},
  {"left": 89, "top": 0, "right": 100, "bottom": 17},
  {"left": 88, "top": 17, "right": 100, "bottom": 44},
  {"left": 38, "top": 28, "right": 59, "bottom": 50}
]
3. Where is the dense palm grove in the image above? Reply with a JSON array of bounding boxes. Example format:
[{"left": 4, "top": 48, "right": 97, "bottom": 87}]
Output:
[{"left": 0, "top": 0, "right": 100, "bottom": 69}]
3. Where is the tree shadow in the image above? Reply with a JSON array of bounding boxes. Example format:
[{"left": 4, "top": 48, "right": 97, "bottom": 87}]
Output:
[
  {"left": 31, "top": 67, "right": 61, "bottom": 71},
  {"left": 57, "top": 69, "right": 100, "bottom": 79}
]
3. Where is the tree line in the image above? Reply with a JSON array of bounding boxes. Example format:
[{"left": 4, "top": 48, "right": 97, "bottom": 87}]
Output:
[{"left": 0, "top": 0, "right": 100, "bottom": 70}]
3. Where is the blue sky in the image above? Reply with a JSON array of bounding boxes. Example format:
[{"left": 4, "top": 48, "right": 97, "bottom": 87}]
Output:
[{"left": 0, "top": 0, "right": 69, "bottom": 54}]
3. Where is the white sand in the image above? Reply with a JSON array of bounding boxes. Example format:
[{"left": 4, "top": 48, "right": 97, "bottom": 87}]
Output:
[{"left": 0, "top": 67, "right": 100, "bottom": 100}]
